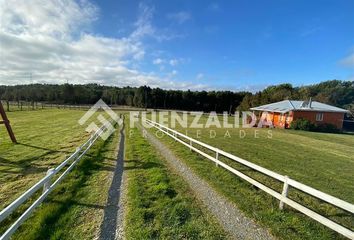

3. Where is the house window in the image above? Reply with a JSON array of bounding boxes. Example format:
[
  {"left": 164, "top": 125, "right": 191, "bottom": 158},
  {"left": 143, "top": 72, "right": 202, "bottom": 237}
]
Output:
[{"left": 316, "top": 113, "right": 324, "bottom": 121}]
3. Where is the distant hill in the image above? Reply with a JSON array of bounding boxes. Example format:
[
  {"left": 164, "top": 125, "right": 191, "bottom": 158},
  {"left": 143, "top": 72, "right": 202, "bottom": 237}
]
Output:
[{"left": 0, "top": 80, "right": 353, "bottom": 113}]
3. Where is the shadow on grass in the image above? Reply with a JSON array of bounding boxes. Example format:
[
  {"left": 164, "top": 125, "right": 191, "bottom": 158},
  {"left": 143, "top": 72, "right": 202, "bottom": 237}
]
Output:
[
  {"left": 0, "top": 143, "right": 71, "bottom": 174},
  {"left": 17, "top": 143, "right": 73, "bottom": 154},
  {"left": 49, "top": 199, "right": 105, "bottom": 210},
  {"left": 0, "top": 141, "right": 118, "bottom": 176},
  {"left": 0, "top": 156, "right": 53, "bottom": 176}
]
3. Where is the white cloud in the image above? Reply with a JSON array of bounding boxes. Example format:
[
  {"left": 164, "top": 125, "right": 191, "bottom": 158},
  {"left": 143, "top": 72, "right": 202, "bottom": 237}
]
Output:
[
  {"left": 207, "top": 3, "right": 220, "bottom": 12},
  {"left": 340, "top": 53, "right": 354, "bottom": 68},
  {"left": 167, "top": 11, "right": 191, "bottom": 24},
  {"left": 300, "top": 25, "right": 323, "bottom": 37},
  {"left": 0, "top": 0, "right": 204, "bottom": 90},
  {"left": 0, "top": 0, "right": 97, "bottom": 39},
  {"left": 130, "top": 3, "right": 155, "bottom": 40},
  {"left": 153, "top": 58, "right": 164, "bottom": 65},
  {"left": 169, "top": 59, "right": 179, "bottom": 66},
  {"left": 131, "top": 3, "right": 182, "bottom": 42},
  {"left": 196, "top": 73, "right": 204, "bottom": 80},
  {"left": 167, "top": 70, "right": 178, "bottom": 78}
]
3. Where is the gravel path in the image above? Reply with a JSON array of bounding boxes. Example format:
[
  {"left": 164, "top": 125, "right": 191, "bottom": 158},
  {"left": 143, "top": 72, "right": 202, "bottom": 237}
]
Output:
[
  {"left": 139, "top": 125, "right": 275, "bottom": 240},
  {"left": 99, "top": 125, "right": 127, "bottom": 240}
]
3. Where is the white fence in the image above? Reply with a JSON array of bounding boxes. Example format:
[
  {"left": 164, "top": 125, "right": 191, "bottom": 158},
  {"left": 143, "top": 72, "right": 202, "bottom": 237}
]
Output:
[
  {"left": 0, "top": 123, "right": 109, "bottom": 240},
  {"left": 145, "top": 119, "right": 354, "bottom": 239}
]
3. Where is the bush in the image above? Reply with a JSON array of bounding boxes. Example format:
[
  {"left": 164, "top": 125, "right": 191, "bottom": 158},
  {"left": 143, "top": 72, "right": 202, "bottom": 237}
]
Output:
[
  {"left": 291, "top": 118, "right": 340, "bottom": 133},
  {"left": 316, "top": 123, "right": 340, "bottom": 133},
  {"left": 290, "top": 118, "right": 316, "bottom": 131}
]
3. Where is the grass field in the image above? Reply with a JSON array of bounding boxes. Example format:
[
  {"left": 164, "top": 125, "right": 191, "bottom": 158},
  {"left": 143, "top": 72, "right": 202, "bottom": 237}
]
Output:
[
  {"left": 1, "top": 109, "right": 227, "bottom": 239},
  {"left": 0, "top": 109, "right": 107, "bottom": 207},
  {"left": 0, "top": 109, "right": 120, "bottom": 239},
  {"left": 144, "top": 113, "right": 354, "bottom": 239},
  {"left": 125, "top": 125, "right": 227, "bottom": 239},
  {"left": 1, "top": 109, "right": 353, "bottom": 239}
]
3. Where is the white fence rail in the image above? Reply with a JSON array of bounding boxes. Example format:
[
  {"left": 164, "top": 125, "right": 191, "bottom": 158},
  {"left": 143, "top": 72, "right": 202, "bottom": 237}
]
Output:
[
  {"left": 0, "top": 123, "right": 110, "bottom": 240},
  {"left": 145, "top": 119, "right": 354, "bottom": 239}
]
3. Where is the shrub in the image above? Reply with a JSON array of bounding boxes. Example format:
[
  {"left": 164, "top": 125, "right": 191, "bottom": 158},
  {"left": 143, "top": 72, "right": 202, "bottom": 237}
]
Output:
[
  {"left": 290, "top": 118, "right": 316, "bottom": 131},
  {"left": 316, "top": 123, "right": 340, "bottom": 133},
  {"left": 291, "top": 118, "right": 340, "bottom": 133}
]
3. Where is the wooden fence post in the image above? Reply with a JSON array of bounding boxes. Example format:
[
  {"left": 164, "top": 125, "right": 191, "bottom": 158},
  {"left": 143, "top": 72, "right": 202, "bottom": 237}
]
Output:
[
  {"left": 279, "top": 175, "right": 289, "bottom": 210},
  {"left": 0, "top": 101, "right": 17, "bottom": 143},
  {"left": 215, "top": 150, "right": 219, "bottom": 167}
]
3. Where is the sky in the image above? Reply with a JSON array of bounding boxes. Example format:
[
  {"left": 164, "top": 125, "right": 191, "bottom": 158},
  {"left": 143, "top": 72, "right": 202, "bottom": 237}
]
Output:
[{"left": 0, "top": 0, "right": 353, "bottom": 91}]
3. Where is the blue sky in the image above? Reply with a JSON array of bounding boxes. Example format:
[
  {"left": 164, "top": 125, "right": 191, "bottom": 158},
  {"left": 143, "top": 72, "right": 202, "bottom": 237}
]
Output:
[{"left": 0, "top": 0, "right": 353, "bottom": 91}]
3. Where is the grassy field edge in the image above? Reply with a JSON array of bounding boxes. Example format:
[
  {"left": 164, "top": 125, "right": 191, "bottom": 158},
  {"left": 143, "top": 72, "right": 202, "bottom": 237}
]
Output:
[
  {"left": 124, "top": 126, "right": 227, "bottom": 239},
  {"left": 1, "top": 124, "right": 121, "bottom": 239}
]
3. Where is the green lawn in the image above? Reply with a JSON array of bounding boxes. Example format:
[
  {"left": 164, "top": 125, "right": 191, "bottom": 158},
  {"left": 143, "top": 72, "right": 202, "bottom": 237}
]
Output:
[
  {"left": 1, "top": 109, "right": 352, "bottom": 239},
  {"left": 0, "top": 109, "right": 120, "bottom": 239},
  {"left": 125, "top": 125, "right": 227, "bottom": 239},
  {"left": 1, "top": 109, "right": 104, "bottom": 207},
  {"left": 144, "top": 113, "right": 354, "bottom": 239}
]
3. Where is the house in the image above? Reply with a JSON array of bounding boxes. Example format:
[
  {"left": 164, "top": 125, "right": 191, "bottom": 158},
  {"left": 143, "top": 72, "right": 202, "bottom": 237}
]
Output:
[{"left": 250, "top": 99, "right": 350, "bottom": 130}]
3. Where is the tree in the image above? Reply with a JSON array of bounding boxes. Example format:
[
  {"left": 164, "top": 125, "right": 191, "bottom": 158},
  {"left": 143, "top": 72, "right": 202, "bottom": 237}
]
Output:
[{"left": 0, "top": 80, "right": 352, "bottom": 112}]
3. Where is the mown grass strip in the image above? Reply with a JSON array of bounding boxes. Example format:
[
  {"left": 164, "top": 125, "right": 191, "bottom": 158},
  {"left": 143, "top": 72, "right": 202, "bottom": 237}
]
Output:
[
  {"left": 125, "top": 126, "right": 227, "bottom": 239},
  {"left": 0, "top": 124, "right": 120, "bottom": 239}
]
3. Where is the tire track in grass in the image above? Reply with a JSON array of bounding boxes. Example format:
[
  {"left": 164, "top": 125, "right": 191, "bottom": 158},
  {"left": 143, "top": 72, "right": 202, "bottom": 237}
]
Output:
[
  {"left": 100, "top": 124, "right": 127, "bottom": 240},
  {"left": 139, "top": 124, "right": 275, "bottom": 240}
]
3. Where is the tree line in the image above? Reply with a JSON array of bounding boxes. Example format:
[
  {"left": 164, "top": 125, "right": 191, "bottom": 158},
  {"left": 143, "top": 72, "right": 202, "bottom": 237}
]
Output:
[
  {"left": 0, "top": 84, "right": 247, "bottom": 112},
  {"left": 237, "top": 80, "right": 354, "bottom": 112},
  {"left": 0, "top": 80, "right": 353, "bottom": 113}
]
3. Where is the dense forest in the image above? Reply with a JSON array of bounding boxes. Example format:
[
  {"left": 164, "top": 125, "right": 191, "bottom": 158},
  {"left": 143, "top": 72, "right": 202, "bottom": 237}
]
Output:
[
  {"left": 237, "top": 80, "right": 354, "bottom": 112},
  {"left": 0, "top": 80, "right": 353, "bottom": 113},
  {"left": 0, "top": 84, "right": 247, "bottom": 112}
]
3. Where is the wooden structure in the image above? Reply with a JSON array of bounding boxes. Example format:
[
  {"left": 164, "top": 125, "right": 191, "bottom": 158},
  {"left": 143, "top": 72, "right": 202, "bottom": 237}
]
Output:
[
  {"left": 250, "top": 99, "right": 349, "bottom": 130},
  {"left": 0, "top": 101, "right": 17, "bottom": 143}
]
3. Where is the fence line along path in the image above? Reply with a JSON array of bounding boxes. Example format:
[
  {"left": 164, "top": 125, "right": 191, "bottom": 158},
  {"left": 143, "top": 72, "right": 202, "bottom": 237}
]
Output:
[
  {"left": 0, "top": 122, "right": 112, "bottom": 240},
  {"left": 145, "top": 119, "right": 354, "bottom": 240}
]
